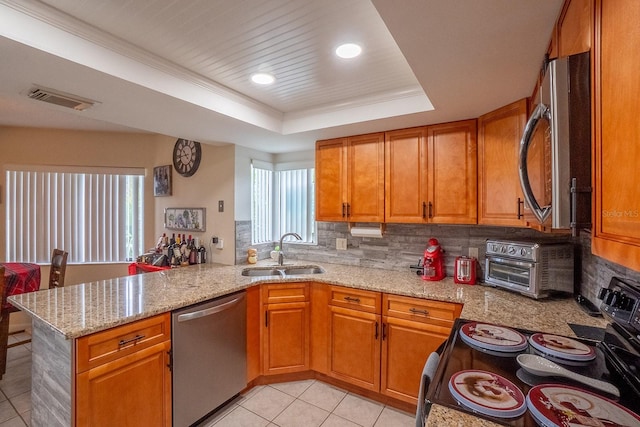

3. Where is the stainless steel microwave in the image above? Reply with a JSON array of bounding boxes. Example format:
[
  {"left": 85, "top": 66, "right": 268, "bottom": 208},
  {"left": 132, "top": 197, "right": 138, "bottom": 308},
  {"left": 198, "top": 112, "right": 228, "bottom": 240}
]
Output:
[{"left": 518, "top": 52, "right": 591, "bottom": 234}]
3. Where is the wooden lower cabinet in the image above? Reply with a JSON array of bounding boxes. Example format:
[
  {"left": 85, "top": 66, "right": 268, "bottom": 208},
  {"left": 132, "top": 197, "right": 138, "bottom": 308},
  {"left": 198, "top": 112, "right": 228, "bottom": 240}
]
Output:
[
  {"left": 328, "top": 305, "right": 381, "bottom": 391},
  {"left": 75, "top": 313, "right": 172, "bottom": 427},
  {"left": 262, "top": 283, "right": 310, "bottom": 375},
  {"left": 380, "top": 317, "right": 449, "bottom": 404}
]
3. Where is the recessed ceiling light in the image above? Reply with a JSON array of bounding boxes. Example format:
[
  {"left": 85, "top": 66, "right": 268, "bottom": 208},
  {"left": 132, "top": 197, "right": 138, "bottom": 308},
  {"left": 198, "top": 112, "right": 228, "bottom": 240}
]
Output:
[
  {"left": 251, "top": 73, "right": 275, "bottom": 85},
  {"left": 335, "top": 43, "right": 362, "bottom": 59}
]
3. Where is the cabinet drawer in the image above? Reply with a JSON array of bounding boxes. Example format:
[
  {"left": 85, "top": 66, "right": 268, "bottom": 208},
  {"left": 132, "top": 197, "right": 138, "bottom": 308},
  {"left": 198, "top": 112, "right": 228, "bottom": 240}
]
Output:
[
  {"left": 76, "top": 313, "right": 171, "bottom": 373},
  {"left": 383, "top": 294, "right": 462, "bottom": 327},
  {"left": 329, "top": 286, "right": 381, "bottom": 313},
  {"left": 262, "top": 283, "right": 309, "bottom": 304}
]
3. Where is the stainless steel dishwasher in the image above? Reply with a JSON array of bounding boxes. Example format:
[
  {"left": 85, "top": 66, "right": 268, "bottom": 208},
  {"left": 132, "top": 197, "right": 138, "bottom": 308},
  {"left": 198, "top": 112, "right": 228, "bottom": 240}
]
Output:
[{"left": 172, "top": 291, "right": 246, "bottom": 427}]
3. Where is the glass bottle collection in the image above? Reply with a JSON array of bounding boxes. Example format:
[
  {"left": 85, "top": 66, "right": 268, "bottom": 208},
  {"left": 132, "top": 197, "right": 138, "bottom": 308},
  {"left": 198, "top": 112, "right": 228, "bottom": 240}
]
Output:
[{"left": 156, "top": 232, "right": 207, "bottom": 266}]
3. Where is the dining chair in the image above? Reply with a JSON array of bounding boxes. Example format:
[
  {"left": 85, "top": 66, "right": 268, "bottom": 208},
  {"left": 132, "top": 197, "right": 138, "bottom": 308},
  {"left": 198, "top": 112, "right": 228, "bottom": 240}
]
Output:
[{"left": 49, "top": 249, "right": 68, "bottom": 289}]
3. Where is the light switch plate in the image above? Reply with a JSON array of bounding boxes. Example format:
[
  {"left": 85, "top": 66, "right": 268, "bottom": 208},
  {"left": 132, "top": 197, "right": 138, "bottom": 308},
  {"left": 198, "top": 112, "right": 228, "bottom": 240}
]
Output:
[{"left": 336, "top": 238, "right": 347, "bottom": 250}]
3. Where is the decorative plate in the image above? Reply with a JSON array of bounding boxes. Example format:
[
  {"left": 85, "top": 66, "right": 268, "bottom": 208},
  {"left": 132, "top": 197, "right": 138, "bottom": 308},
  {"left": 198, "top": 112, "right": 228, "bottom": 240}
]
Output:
[
  {"left": 459, "top": 322, "right": 528, "bottom": 352},
  {"left": 529, "top": 333, "right": 596, "bottom": 362},
  {"left": 526, "top": 384, "right": 640, "bottom": 426},
  {"left": 448, "top": 370, "right": 527, "bottom": 418}
]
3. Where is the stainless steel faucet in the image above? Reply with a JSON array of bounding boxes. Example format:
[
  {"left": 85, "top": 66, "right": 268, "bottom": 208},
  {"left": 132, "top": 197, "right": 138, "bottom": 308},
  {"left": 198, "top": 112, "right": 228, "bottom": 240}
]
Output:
[{"left": 278, "top": 232, "right": 302, "bottom": 266}]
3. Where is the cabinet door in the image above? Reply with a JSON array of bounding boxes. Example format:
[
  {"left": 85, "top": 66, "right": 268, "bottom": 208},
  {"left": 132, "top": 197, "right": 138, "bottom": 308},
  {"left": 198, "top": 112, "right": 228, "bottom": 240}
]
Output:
[
  {"left": 263, "top": 302, "right": 310, "bottom": 374},
  {"left": 347, "top": 133, "right": 385, "bottom": 222},
  {"left": 558, "top": 0, "right": 592, "bottom": 57},
  {"left": 381, "top": 317, "right": 450, "bottom": 405},
  {"left": 593, "top": 0, "right": 640, "bottom": 270},
  {"left": 316, "top": 138, "right": 348, "bottom": 221},
  {"left": 478, "top": 99, "right": 528, "bottom": 226},
  {"left": 427, "top": 120, "right": 478, "bottom": 224},
  {"left": 385, "top": 127, "right": 428, "bottom": 223},
  {"left": 76, "top": 341, "right": 172, "bottom": 427},
  {"left": 328, "top": 306, "right": 381, "bottom": 391}
]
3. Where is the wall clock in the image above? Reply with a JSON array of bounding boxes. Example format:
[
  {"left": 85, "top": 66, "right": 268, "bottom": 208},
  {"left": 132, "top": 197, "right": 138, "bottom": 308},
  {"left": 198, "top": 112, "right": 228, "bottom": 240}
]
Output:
[{"left": 173, "top": 139, "right": 202, "bottom": 177}]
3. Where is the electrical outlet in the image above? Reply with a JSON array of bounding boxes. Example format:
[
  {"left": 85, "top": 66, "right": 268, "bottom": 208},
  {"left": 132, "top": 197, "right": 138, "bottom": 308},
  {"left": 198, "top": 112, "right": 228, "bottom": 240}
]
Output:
[
  {"left": 469, "top": 247, "right": 479, "bottom": 259},
  {"left": 336, "top": 238, "right": 347, "bottom": 250},
  {"left": 218, "top": 200, "right": 224, "bottom": 212}
]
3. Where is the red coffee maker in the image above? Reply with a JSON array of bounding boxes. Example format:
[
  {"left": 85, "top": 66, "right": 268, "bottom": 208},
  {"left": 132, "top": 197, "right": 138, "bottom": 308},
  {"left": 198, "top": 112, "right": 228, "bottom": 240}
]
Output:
[{"left": 422, "top": 238, "right": 446, "bottom": 281}]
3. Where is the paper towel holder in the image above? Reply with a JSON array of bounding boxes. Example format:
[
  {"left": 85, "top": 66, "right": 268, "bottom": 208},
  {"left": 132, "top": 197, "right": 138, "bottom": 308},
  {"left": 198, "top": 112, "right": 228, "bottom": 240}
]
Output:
[{"left": 348, "top": 223, "right": 386, "bottom": 238}]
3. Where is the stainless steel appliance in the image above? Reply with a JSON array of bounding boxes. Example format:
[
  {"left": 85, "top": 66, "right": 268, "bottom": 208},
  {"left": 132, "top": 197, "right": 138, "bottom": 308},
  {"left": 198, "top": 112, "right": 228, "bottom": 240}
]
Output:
[
  {"left": 485, "top": 239, "right": 574, "bottom": 299},
  {"left": 416, "top": 276, "right": 640, "bottom": 426},
  {"left": 519, "top": 52, "right": 591, "bottom": 234},
  {"left": 172, "top": 291, "right": 246, "bottom": 427}
]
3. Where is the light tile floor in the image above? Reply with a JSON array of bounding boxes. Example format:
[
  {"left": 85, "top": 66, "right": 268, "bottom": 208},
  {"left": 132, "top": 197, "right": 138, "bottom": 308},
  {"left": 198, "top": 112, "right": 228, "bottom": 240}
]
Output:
[
  {"left": 199, "top": 380, "right": 415, "bottom": 427},
  {"left": 0, "top": 332, "right": 416, "bottom": 427},
  {"left": 0, "top": 332, "right": 33, "bottom": 427}
]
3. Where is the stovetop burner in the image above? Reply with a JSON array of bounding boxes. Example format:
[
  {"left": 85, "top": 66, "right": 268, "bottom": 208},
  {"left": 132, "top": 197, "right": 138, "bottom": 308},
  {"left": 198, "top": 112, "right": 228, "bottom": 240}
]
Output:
[{"left": 425, "top": 318, "right": 640, "bottom": 426}]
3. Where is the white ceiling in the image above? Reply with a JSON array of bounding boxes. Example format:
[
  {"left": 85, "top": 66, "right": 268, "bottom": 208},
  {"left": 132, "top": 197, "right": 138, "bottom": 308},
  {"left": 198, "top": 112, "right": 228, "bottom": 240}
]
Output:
[{"left": 0, "top": 0, "right": 562, "bottom": 153}]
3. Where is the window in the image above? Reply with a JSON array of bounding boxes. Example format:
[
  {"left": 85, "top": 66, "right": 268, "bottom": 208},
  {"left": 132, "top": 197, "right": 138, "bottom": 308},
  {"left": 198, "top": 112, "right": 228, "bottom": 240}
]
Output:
[
  {"left": 5, "top": 165, "right": 145, "bottom": 263},
  {"left": 251, "top": 161, "right": 316, "bottom": 244}
]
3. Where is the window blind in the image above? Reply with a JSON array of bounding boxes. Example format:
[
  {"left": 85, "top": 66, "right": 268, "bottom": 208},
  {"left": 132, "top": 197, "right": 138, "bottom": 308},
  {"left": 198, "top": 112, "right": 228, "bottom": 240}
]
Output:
[{"left": 5, "top": 167, "right": 144, "bottom": 263}]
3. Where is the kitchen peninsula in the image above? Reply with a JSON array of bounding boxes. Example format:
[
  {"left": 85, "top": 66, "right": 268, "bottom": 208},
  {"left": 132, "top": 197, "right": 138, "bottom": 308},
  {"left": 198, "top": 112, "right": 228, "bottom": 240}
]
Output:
[{"left": 9, "top": 261, "right": 606, "bottom": 426}]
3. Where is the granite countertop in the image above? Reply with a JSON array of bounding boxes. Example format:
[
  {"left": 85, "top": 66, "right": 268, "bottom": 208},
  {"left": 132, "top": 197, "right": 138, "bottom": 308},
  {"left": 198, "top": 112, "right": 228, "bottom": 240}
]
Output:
[
  {"left": 9, "top": 260, "right": 606, "bottom": 340},
  {"left": 8, "top": 260, "right": 608, "bottom": 427}
]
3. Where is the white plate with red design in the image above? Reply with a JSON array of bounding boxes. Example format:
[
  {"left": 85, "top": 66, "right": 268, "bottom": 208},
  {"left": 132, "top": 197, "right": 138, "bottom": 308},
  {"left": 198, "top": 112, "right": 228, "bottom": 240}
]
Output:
[
  {"left": 448, "top": 370, "right": 527, "bottom": 418},
  {"left": 529, "top": 333, "right": 596, "bottom": 362},
  {"left": 526, "top": 384, "right": 640, "bottom": 426},
  {"left": 459, "top": 322, "right": 528, "bottom": 353}
]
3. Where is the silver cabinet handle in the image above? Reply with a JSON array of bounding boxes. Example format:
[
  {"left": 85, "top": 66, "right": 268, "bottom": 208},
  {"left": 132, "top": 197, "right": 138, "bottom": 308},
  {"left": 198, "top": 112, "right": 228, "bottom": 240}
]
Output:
[
  {"left": 177, "top": 295, "right": 244, "bottom": 323},
  {"left": 344, "top": 296, "right": 361, "bottom": 303},
  {"left": 409, "top": 308, "right": 429, "bottom": 316}
]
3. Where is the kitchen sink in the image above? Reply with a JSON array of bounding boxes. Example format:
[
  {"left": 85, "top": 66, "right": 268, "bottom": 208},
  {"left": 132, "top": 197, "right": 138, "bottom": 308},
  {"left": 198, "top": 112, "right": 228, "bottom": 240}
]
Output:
[{"left": 241, "top": 265, "right": 325, "bottom": 277}]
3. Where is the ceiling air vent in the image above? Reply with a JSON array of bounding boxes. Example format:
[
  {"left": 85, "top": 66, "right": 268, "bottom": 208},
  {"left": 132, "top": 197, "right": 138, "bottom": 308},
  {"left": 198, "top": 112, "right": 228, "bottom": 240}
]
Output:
[{"left": 27, "top": 87, "right": 97, "bottom": 111}]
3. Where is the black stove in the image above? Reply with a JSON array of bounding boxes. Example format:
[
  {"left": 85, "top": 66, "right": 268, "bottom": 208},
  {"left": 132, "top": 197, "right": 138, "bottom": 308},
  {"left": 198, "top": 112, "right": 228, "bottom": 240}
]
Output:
[
  {"left": 423, "top": 276, "right": 640, "bottom": 426},
  {"left": 598, "top": 277, "right": 640, "bottom": 401}
]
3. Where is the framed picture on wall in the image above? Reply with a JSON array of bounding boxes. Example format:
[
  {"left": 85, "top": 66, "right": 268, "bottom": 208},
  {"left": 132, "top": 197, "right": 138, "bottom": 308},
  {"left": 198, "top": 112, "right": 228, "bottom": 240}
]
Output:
[
  {"left": 164, "top": 208, "right": 206, "bottom": 232},
  {"left": 153, "top": 165, "right": 172, "bottom": 197}
]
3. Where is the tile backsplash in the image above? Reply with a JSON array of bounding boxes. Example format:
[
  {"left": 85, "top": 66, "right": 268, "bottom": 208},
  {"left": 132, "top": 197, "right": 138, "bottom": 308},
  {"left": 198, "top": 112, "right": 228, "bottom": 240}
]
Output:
[{"left": 236, "top": 221, "right": 640, "bottom": 304}]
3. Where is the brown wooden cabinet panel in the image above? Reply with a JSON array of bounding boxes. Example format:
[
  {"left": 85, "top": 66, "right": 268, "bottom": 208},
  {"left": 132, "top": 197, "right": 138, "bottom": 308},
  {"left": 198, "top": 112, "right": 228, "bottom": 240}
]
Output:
[
  {"left": 558, "top": 0, "right": 592, "bottom": 57},
  {"left": 316, "top": 138, "right": 348, "bottom": 221},
  {"left": 593, "top": 0, "right": 640, "bottom": 270},
  {"left": 348, "top": 133, "right": 385, "bottom": 222},
  {"left": 427, "top": 120, "right": 478, "bottom": 224},
  {"left": 329, "top": 286, "right": 381, "bottom": 313},
  {"left": 310, "top": 283, "right": 330, "bottom": 374},
  {"left": 384, "top": 127, "right": 428, "bottom": 223},
  {"left": 316, "top": 134, "right": 384, "bottom": 223},
  {"left": 76, "top": 340, "right": 171, "bottom": 427},
  {"left": 383, "top": 294, "right": 462, "bottom": 328},
  {"left": 263, "top": 301, "right": 310, "bottom": 374},
  {"left": 328, "top": 305, "right": 381, "bottom": 391},
  {"left": 246, "top": 285, "right": 261, "bottom": 383},
  {"left": 381, "top": 317, "right": 449, "bottom": 405},
  {"left": 478, "top": 99, "right": 528, "bottom": 226}
]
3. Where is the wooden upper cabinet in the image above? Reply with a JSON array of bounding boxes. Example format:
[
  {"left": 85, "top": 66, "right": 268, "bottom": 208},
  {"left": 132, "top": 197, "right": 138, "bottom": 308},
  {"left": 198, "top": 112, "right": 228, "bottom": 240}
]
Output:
[
  {"left": 347, "top": 133, "right": 385, "bottom": 222},
  {"left": 316, "top": 138, "right": 348, "bottom": 221},
  {"left": 385, "top": 127, "right": 428, "bottom": 223},
  {"left": 478, "top": 99, "right": 528, "bottom": 226},
  {"left": 592, "top": 0, "right": 640, "bottom": 271},
  {"left": 384, "top": 121, "right": 477, "bottom": 224},
  {"left": 316, "top": 134, "right": 384, "bottom": 222},
  {"left": 427, "top": 120, "right": 478, "bottom": 224},
  {"left": 558, "top": 0, "right": 592, "bottom": 57}
]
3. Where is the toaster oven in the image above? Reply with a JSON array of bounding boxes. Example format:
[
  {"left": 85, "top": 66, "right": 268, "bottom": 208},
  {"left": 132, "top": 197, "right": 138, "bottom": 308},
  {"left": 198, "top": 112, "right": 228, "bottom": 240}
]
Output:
[{"left": 484, "top": 239, "right": 574, "bottom": 299}]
